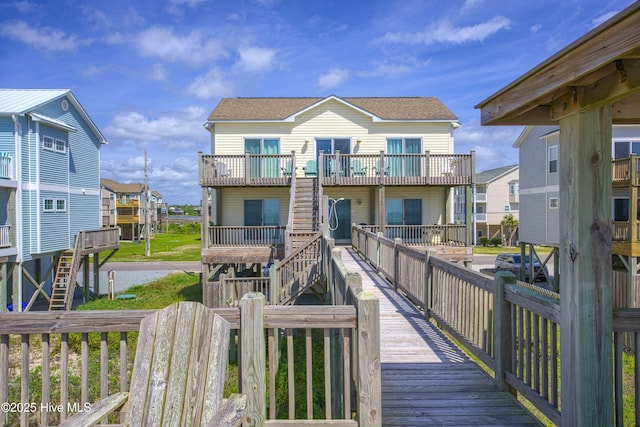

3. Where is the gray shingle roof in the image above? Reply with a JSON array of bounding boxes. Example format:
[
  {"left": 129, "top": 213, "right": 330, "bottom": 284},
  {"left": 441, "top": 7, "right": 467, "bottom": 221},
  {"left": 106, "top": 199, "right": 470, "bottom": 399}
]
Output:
[
  {"left": 476, "top": 164, "right": 518, "bottom": 184},
  {"left": 207, "top": 96, "right": 458, "bottom": 121}
]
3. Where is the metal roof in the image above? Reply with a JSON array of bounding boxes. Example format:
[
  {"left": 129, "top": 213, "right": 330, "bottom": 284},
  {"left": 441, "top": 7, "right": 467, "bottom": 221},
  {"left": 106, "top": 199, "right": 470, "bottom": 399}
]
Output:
[{"left": 0, "top": 89, "right": 69, "bottom": 114}]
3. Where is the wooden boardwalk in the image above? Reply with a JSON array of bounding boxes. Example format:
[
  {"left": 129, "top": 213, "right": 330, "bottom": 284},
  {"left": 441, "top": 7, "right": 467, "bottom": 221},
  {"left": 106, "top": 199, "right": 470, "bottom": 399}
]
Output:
[{"left": 338, "top": 247, "right": 541, "bottom": 427}]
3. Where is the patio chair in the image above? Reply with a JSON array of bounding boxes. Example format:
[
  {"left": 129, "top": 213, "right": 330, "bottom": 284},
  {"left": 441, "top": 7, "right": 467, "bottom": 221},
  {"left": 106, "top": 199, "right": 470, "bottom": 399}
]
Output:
[
  {"left": 303, "top": 160, "right": 318, "bottom": 177},
  {"left": 216, "top": 162, "right": 232, "bottom": 178},
  {"left": 351, "top": 159, "right": 367, "bottom": 176},
  {"left": 59, "top": 302, "right": 245, "bottom": 427}
]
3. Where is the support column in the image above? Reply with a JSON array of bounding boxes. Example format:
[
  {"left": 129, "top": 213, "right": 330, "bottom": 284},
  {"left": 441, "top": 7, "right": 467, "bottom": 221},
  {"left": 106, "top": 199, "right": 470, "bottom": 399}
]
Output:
[
  {"left": 378, "top": 185, "right": 385, "bottom": 234},
  {"left": 465, "top": 185, "right": 473, "bottom": 246},
  {"left": 559, "top": 106, "right": 613, "bottom": 426}
]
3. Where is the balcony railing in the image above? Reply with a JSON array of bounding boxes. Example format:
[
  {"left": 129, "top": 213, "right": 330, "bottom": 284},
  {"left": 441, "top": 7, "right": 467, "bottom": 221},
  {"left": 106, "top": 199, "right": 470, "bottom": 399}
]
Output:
[
  {"left": 0, "top": 225, "right": 10, "bottom": 248},
  {"left": 199, "top": 151, "right": 474, "bottom": 187},
  {"left": 208, "top": 226, "right": 286, "bottom": 247},
  {"left": 319, "top": 151, "right": 474, "bottom": 186},
  {"left": 475, "top": 193, "right": 487, "bottom": 202},
  {"left": 361, "top": 224, "right": 467, "bottom": 246},
  {"left": 0, "top": 155, "right": 13, "bottom": 180},
  {"left": 199, "top": 153, "right": 294, "bottom": 186},
  {"left": 612, "top": 155, "right": 640, "bottom": 187},
  {"left": 474, "top": 213, "right": 487, "bottom": 222}
]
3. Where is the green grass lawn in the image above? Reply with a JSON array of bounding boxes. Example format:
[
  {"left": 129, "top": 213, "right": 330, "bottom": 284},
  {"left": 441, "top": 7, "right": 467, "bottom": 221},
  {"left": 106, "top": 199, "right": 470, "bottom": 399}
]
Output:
[
  {"left": 78, "top": 271, "right": 202, "bottom": 310},
  {"left": 473, "top": 245, "right": 555, "bottom": 255},
  {"left": 108, "top": 232, "right": 201, "bottom": 262}
]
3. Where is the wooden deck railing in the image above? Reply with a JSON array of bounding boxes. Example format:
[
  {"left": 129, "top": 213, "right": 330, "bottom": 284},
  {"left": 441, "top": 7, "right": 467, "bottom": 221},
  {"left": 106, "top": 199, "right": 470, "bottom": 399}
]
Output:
[
  {"left": 351, "top": 224, "right": 563, "bottom": 424},
  {"left": 0, "top": 155, "right": 13, "bottom": 180},
  {"left": 0, "top": 225, "right": 10, "bottom": 248},
  {"left": 199, "top": 152, "right": 294, "bottom": 186},
  {"left": 318, "top": 151, "right": 474, "bottom": 186},
  {"left": 199, "top": 151, "right": 474, "bottom": 187},
  {"left": 612, "top": 155, "right": 640, "bottom": 187},
  {"left": 270, "top": 232, "right": 323, "bottom": 305},
  {"left": 208, "top": 226, "right": 286, "bottom": 247},
  {"left": 613, "top": 309, "right": 640, "bottom": 426},
  {"left": 361, "top": 224, "right": 467, "bottom": 246},
  {"left": 0, "top": 294, "right": 379, "bottom": 426},
  {"left": 77, "top": 228, "right": 120, "bottom": 252}
]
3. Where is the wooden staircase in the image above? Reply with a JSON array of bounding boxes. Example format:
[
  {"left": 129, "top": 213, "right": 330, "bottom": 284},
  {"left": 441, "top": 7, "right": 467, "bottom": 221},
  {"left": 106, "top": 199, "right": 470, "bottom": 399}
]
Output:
[
  {"left": 290, "top": 178, "right": 320, "bottom": 251},
  {"left": 49, "top": 241, "right": 82, "bottom": 311}
]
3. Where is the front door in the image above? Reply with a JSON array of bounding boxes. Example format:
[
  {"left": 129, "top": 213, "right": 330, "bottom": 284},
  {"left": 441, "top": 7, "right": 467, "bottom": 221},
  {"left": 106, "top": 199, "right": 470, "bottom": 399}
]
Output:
[{"left": 329, "top": 199, "right": 351, "bottom": 241}]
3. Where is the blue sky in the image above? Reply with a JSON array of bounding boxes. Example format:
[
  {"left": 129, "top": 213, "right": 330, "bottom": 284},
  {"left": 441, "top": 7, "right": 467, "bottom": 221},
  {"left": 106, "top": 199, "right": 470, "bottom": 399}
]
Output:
[{"left": 0, "top": 0, "right": 635, "bottom": 205}]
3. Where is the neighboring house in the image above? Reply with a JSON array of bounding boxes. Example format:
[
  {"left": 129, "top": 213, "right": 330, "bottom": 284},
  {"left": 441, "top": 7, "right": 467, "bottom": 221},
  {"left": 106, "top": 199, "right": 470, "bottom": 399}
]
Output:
[
  {"left": 100, "top": 178, "right": 163, "bottom": 240},
  {"left": 514, "top": 124, "right": 640, "bottom": 289},
  {"left": 0, "top": 89, "right": 118, "bottom": 311},
  {"left": 473, "top": 164, "right": 519, "bottom": 244},
  {"left": 199, "top": 95, "right": 475, "bottom": 276}
]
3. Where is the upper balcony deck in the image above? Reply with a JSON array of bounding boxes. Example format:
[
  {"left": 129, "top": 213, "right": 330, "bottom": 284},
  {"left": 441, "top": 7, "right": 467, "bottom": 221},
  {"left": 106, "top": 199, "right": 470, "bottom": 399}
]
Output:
[
  {"left": 613, "top": 155, "right": 640, "bottom": 187},
  {"left": 198, "top": 151, "right": 475, "bottom": 187}
]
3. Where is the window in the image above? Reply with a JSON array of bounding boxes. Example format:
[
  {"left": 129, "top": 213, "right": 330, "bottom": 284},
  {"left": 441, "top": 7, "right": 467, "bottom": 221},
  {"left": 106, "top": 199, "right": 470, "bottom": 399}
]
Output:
[
  {"left": 55, "top": 139, "right": 66, "bottom": 153},
  {"left": 509, "top": 183, "right": 518, "bottom": 195},
  {"left": 613, "top": 197, "right": 640, "bottom": 221},
  {"left": 43, "top": 136, "right": 54, "bottom": 150},
  {"left": 387, "top": 138, "right": 421, "bottom": 177},
  {"left": 43, "top": 199, "right": 55, "bottom": 212},
  {"left": 43, "top": 198, "right": 66, "bottom": 212},
  {"left": 614, "top": 141, "right": 640, "bottom": 159},
  {"left": 549, "top": 197, "right": 558, "bottom": 209},
  {"left": 245, "top": 138, "right": 280, "bottom": 178},
  {"left": 504, "top": 205, "right": 510, "bottom": 212},
  {"left": 548, "top": 145, "right": 558, "bottom": 173}
]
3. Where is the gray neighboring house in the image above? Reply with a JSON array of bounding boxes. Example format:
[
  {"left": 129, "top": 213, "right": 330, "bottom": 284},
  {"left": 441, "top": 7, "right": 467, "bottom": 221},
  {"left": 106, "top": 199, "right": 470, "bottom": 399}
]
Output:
[{"left": 514, "top": 124, "right": 640, "bottom": 290}]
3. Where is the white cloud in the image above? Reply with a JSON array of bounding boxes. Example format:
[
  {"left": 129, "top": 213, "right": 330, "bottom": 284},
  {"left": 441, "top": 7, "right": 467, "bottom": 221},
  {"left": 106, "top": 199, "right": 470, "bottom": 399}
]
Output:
[
  {"left": 378, "top": 16, "right": 511, "bottom": 45},
  {"left": 317, "top": 68, "right": 350, "bottom": 91},
  {"left": 105, "top": 106, "right": 208, "bottom": 150},
  {"left": 592, "top": 11, "right": 618, "bottom": 27},
  {"left": 461, "top": 0, "right": 483, "bottom": 11},
  {"left": 135, "top": 27, "right": 226, "bottom": 66},
  {"left": 2, "top": 1, "right": 35, "bottom": 13},
  {"left": 454, "top": 123, "right": 523, "bottom": 171},
  {"left": 237, "top": 46, "right": 277, "bottom": 72},
  {"left": 187, "top": 68, "right": 235, "bottom": 99},
  {"left": 81, "top": 65, "right": 108, "bottom": 78},
  {"left": 530, "top": 24, "right": 543, "bottom": 33},
  {"left": 0, "top": 20, "right": 92, "bottom": 52},
  {"left": 169, "top": 0, "right": 207, "bottom": 7}
]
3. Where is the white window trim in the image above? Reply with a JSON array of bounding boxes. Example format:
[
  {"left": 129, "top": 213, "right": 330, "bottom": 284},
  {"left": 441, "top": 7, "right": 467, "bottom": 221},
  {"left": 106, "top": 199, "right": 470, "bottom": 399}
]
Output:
[
  {"left": 55, "top": 138, "right": 66, "bottom": 153},
  {"left": 549, "top": 197, "right": 558, "bottom": 209},
  {"left": 43, "top": 135, "right": 54, "bottom": 151},
  {"left": 548, "top": 145, "right": 558, "bottom": 174},
  {"left": 43, "top": 198, "right": 67, "bottom": 212}
]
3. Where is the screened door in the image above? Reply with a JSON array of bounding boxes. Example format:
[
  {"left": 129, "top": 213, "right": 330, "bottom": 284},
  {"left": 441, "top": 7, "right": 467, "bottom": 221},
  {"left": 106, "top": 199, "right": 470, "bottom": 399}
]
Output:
[{"left": 329, "top": 199, "right": 351, "bottom": 240}]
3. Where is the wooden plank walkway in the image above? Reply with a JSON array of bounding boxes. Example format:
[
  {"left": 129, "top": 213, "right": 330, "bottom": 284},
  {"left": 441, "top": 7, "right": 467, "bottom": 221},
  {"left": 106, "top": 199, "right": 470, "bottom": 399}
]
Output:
[{"left": 338, "top": 247, "right": 541, "bottom": 427}]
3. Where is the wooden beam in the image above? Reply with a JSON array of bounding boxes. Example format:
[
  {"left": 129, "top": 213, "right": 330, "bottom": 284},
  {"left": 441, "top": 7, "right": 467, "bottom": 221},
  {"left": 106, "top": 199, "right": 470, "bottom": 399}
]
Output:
[
  {"left": 559, "top": 106, "right": 613, "bottom": 426},
  {"left": 550, "top": 58, "right": 640, "bottom": 122}
]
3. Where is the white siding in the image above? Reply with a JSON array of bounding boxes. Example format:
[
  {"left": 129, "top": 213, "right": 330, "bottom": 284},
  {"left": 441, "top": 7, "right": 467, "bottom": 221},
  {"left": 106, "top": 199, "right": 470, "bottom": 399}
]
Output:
[
  {"left": 219, "top": 187, "right": 289, "bottom": 226},
  {"left": 212, "top": 99, "right": 455, "bottom": 173},
  {"left": 485, "top": 169, "right": 519, "bottom": 225}
]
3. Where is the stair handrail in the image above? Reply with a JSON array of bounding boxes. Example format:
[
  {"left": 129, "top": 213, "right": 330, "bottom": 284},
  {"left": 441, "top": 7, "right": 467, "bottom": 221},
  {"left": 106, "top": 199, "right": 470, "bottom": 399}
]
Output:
[
  {"left": 284, "top": 151, "right": 296, "bottom": 255},
  {"left": 63, "top": 234, "right": 84, "bottom": 310},
  {"left": 270, "top": 232, "right": 322, "bottom": 305}
]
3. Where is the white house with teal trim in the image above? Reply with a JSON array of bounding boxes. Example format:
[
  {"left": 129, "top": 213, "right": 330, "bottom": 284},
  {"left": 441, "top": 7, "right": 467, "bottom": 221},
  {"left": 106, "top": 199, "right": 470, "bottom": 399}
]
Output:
[{"left": 0, "top": 89, "right": 109, "bottom": 311}]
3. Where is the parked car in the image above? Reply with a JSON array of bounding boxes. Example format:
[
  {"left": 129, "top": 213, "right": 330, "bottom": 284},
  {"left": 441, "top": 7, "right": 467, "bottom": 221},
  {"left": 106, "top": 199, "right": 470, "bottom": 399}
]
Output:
[{"left": 495, "top": 253, "right": 548, "bottom": 281}]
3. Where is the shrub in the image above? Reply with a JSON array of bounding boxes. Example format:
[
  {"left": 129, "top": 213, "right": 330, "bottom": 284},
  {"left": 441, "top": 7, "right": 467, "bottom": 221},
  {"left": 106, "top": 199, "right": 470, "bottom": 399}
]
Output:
[
  {"left": 490, "top": 237, "right": 502, "bottom": 247},
  {"left": 479, "top": 236, "right": 490, "bottom": 246}
]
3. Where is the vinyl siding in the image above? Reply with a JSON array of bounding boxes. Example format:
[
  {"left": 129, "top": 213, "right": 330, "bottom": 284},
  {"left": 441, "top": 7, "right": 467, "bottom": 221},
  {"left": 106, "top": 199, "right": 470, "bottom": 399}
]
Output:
[
  {"left": 212, "top": 99, "right": 454, "bottom": 170},
  {"left": 484, "top": 169, "right": 519, "bottom": 225},
  {"left": 0, "top": 118, "right": 15, "bottom": 152},
  {"left": 37, "top": 190, "right": 70, "bottom": 253},
  {"left": 323, "top": 187, "right": 373, "bottom": 225},
  {"left": 39, "top": 124, "right": 68, "bottom": 186},
  {"left": 219, "top": 188, "right": 289, "bottom": 226},
  {"left": 386, "top": 187, "right": 446, "bottom": 224}
]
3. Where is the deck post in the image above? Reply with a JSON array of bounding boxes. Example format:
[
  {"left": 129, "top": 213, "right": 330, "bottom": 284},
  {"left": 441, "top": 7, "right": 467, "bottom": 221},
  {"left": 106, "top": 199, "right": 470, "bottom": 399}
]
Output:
[
  {"left": 269, "top": 259, "right": 280, "bottom": 305},
  {"left": 240, "top": 292, "right": 266, "bottom": 426},
  {"left": 392, "top": 238, "right": 402, "bottom": 289},
  {"left": 375, "top": 233, "right": 383, "bottom": 273},
  {"left": 559, "top": 106, "right": 613, "bottom": 426},
  {"left": 424, "top": 249, "right": 436, "bottom": 320},
  {"left": 493, "top": 271, "right": 516, "bottom": 394},
  {"left": 356, "top": 291, "right": 381, "bottom": 427}
]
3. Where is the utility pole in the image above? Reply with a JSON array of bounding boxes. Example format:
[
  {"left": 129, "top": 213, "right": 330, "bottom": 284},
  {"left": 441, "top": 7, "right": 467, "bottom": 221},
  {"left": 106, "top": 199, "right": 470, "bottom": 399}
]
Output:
[{"left": 144, "top": 150, "right": 151, "bottom": 257}]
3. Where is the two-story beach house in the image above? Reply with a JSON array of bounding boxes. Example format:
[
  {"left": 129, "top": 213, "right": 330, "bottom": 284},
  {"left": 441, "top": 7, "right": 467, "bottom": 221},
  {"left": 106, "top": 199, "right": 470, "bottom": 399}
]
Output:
[
  {"left": 100, "top": 178, "right": 162, "bottom": 240},
  {"left": 0, "top": 89, "right": 119, "bottom": 311},
  {"left": 199, "top": 96, "right": 475, "bottom": 281},
  {"left": 456, "top": 164, "right": 519, "bottom": 244},
  {"left": 515, "top": 124, "right": 640, "bottom": 294}
]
